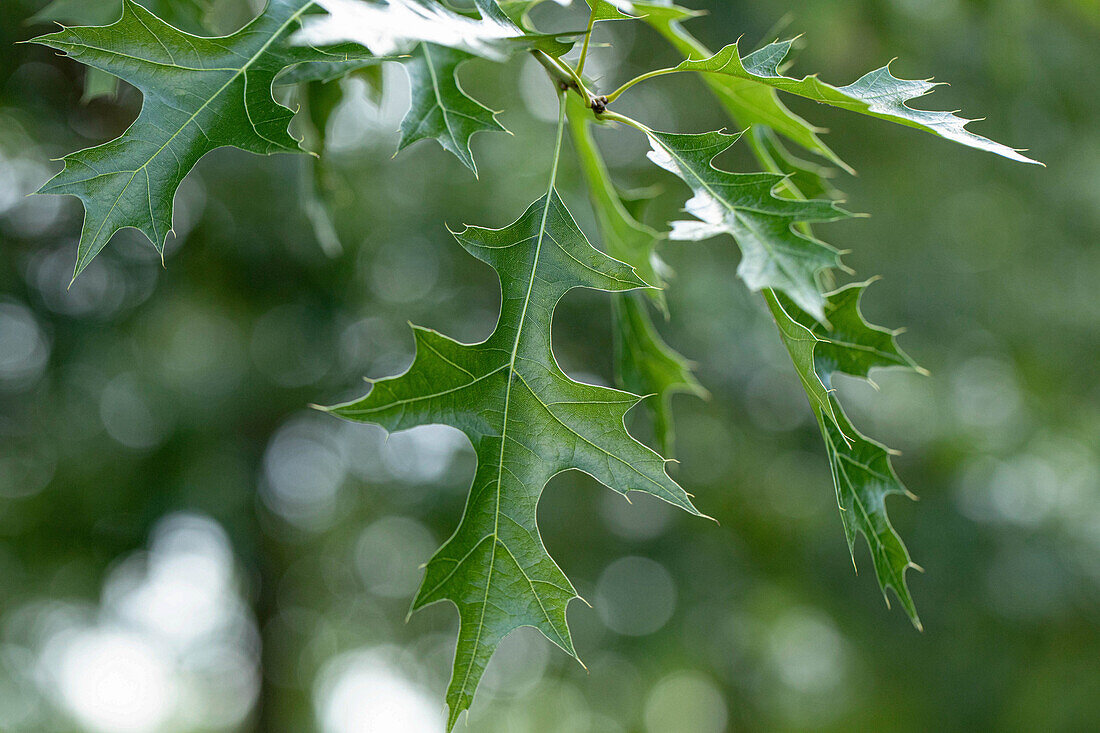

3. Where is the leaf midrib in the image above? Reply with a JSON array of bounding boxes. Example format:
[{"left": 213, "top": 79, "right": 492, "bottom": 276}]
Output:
[{"left": 459, "top": 189, "right": 558, "bottom": 699}]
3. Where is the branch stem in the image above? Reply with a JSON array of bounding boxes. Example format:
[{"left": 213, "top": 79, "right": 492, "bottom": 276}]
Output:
[{"left": 577, "top": 4, "right": 598, "bottom": 75}]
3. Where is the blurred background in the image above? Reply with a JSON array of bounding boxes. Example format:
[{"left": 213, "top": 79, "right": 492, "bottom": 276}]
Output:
[{"left": 1, "top": 0, "right": 1098, "bottom": 730}]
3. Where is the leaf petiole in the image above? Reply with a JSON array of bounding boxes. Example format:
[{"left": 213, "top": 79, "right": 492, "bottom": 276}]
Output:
[
  {"left": 593, "top": 109, "right": 651, "bottom": 133},
  {"left": 603, "top": 67, "right": 679, "bottom": 103}
]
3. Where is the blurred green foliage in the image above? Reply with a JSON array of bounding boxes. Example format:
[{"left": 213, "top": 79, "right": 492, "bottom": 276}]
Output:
[{"left": 0, "top": 0, "right": 1097, "bottom": 731}]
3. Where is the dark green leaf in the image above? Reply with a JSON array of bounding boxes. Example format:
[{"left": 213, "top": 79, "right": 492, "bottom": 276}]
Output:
[
  {"left": 777, "top": 281, "right": 926, "bottom": 384},
  {"left": 30, "top": 0, "right": 364, "bottom": 279},
  {"left": 613, "top": 294, "right": 706, "bottom": 455},
  {"left": 328, "top": 191, "right": 703, "bottom": 729}
]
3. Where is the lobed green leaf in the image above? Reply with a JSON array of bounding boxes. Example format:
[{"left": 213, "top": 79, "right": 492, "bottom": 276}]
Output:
[
  {"left": 641, "top": 127, "right": 849, "bottom": 321},
  {"left": 328, "top": 190, "right": 703, "bottom": 729}
]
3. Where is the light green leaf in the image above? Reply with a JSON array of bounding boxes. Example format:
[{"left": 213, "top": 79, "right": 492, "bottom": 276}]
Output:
[
  {"left": 748, "top": 125, "right": 839, "bottom": 202},
  {"left": 80, "top": 68, "right": 120, "bottom": 103},
  {"left": 641, "top": 127, "right": 849, "bottom": 321},
  {"left": 613, "top": 294, "right": 706, "bottom": 455},
  {"left": 767, "top": 284, "right": 924, "bottom": 628},
  {"left": 584, "top": 0, "right": 636, "bottom": 22},
  {"left": 672, "top": 39, "right": 1040, "bottom": 165},
  {"left": 31, "top": 0, "right": 218, "bottom": 101},
  {"left": 398, "top": 43, "right": 506, "bottom": 176},
  {"left": 293, "top": 73, "right": 356, "bottom": 256},
  {"left": 296, "top": 0, "right": 572, "bottom": 61},
  {"left": 777, "top": 281, "right": 926, "bottom": 385},
  {"left": 328, "top": 190, "right": 703, "bottom": 730},
  {"left": 568, "top": 98, "right": 702, "bottom": 455},
  {"left": 820, "top": 399, "right": 922, "bottom": 628},
  {"left": 567, "top": 98, "right": 666, "bottom": 295},
  {"left": 763, "top": 289, "right": 845, "bottom": 440},
  {"left": 630, "top": 1, "right": 848, "bottom": 170},
  {"left": 30, "top": 0, "right": 366, "bottom": 280}
]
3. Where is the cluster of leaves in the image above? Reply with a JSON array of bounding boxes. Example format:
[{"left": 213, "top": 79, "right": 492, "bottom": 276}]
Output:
[{"left": 28, "top": 0, "right": 1037, "bottom": 727}]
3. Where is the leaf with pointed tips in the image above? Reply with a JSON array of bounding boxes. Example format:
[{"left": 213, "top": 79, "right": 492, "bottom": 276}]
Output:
[
  {"left": 584, "top": 0, "right": 636, "bottom": 22},
  {"left": 764, "top": 289, "right": 845, "bottom": 441},
  {"left": 821, "top": 399, "right": 922, "bottom": 627},
  {"left": 748, "top": 125, "right": 839, "bottom": 202},
  {"left": 30, "top": 0, "right": 368, "bottom": 280},
  {"left": 398, "top": 43, "right": 506, "bottom": 176},
  {"left": 613, "top": 295, "right": 706, "bottom": 455},
  {"left": 777, "top": 281, "right": 925, "bottom": 384},
  {"left": 640, "top": 127, "right": 849, "bottom": 321},
  {"left": 328, "top": 191, "right": 703, "bottom": 729},
  {"left": 631, "top": 1, "right": 849, "bottom": 170},
  {"left": 671, "top": 39, "right": 1040, "bottom": 165},
  {"left": 767, "top": 283, "right": 924, "bottom": 627},
  {"left": 31, "top": 0, "right": 219, "bottom": 101}
]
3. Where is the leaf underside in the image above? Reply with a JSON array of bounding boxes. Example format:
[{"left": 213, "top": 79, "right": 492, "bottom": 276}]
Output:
[
  {"left": 633, "top": 2, "right": 1038, "bottom": 167},
  {"left": 642, "top": 128, "right": 848, "bottom": 323},
  {"left": 329, "top": 191, "right": 701, "bottom": 729},
  {"left": 765, "top": 285, "right": 924, "bottom": 627},
  {"left": 296, "top": 0, "right": 572, "bottom": 61},
  {"left": 631, "top": 1, "right": 848, "bottom": 170}
]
